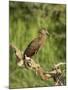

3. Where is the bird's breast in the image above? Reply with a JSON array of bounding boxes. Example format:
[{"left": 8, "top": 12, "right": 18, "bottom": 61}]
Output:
[{"left": 39, "top": 36, "right": 46, "bottom": 47}]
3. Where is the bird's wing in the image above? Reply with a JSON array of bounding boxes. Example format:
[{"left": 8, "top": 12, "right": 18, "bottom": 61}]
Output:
[{"left": 23, "top": 38, "right": 40, "bottom": 58}]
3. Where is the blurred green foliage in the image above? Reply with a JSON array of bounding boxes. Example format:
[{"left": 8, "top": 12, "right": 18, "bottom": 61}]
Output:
[{"left": 9, "top": 1, "right": 66, "bottom": 88}]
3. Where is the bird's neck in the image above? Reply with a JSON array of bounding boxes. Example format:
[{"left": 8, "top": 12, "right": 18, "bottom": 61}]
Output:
[
  {"left": 38, "top": 34, "right": 47, "bottom": 46},
  {"left": 38, "top": 34, "right": 46, "bottom": 40}
]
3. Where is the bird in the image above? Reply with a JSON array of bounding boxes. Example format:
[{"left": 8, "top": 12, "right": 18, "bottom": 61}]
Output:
[{"left": 23, "top": 28, "right": 49, "bottom": 68}]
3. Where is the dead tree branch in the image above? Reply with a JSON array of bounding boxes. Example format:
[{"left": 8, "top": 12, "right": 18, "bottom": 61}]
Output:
[{"left": 10, "top": 43, "right": 66, "bottom": 86}]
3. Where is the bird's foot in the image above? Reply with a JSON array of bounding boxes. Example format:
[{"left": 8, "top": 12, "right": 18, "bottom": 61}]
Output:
[
  {"left": 24, "top": 55, "right": 32, "bottom": 69},
  {"left": 24, "top": 60, "right": 31, "bottom": 69}
]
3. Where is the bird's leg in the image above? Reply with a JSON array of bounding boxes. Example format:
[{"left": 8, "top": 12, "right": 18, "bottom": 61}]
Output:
[{"left": 24, "top": 55, "right": 31, "bottom": 69}]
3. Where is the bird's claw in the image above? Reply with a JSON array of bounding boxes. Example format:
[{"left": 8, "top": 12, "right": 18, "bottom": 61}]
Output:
[{"left": 24, "top": 59, "right": 31, "bottom": 69}]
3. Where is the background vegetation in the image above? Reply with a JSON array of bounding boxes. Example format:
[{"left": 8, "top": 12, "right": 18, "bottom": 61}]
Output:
[{"left": 9, "top": 1, "right": 66, "bottom": 89}]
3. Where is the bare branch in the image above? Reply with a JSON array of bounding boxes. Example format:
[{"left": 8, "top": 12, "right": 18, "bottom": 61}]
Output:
[
  {"left": 10, "top": 43, "right": 65, "bottom": 86},
  {"left": 54, "top": 62, "right": 66, "bottom": 68}
]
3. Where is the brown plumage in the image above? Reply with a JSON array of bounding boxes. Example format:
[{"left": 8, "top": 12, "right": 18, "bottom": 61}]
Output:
[{"left": 23, "top": 28, "right": 49, "bottom": 67}]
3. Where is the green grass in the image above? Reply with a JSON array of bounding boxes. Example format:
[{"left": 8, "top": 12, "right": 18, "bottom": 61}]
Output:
[{"left": 9, "top": 1, "right": 66, "bottom": 88}]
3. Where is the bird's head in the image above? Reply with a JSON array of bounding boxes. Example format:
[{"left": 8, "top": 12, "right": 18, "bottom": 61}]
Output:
[{"left": 39, "top": 28, "right": 49, "bottom": 37}]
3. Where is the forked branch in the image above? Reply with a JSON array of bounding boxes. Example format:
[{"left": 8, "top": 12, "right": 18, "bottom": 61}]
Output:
[{"left": 10, "top": 43, "right": 65, "bottom": 86}]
